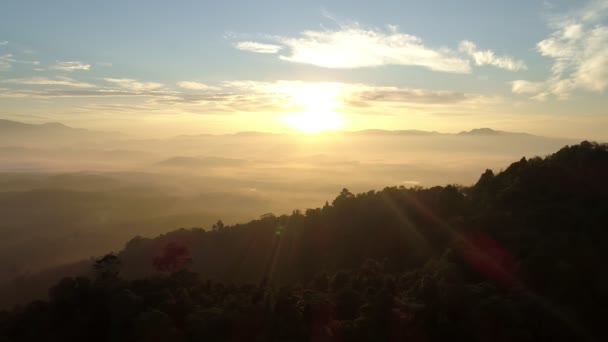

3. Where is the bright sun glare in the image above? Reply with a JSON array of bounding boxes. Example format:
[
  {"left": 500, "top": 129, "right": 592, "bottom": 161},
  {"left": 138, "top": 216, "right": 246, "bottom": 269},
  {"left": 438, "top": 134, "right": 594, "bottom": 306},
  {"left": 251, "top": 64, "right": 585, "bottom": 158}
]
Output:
[{"left": 282, "top": 84, "right": 344, "bottom": 133}]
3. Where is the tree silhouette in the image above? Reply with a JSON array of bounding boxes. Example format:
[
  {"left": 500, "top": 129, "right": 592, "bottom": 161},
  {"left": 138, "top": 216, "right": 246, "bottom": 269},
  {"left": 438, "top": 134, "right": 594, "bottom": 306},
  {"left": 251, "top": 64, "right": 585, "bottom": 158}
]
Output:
[
  {"left": 1, "top": 142, "right": 607, "bottom": 341},
  {"left": 152, "top": 242, "right": 192, "bottom": 273},
  {"left": 93, "top": 253, "right": 121, "bottom": 280}
]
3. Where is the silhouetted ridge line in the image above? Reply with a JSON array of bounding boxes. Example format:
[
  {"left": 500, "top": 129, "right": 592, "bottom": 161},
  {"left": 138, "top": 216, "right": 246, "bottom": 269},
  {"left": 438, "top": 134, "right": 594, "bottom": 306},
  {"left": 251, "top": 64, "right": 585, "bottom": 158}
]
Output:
[{"left": 1, "top": 142, "right": 606, "bottom": 341}]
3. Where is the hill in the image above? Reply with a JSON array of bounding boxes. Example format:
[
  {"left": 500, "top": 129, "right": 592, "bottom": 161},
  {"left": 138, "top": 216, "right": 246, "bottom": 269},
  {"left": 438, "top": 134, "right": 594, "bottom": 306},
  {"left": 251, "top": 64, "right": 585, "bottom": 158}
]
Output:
[
  {"left": 456, "top": 127, "right": 531, "bottom": 136},
  {"left": 0, "top": 142, "right": 606, "bottom": 341},
  {"left": 157, "top": 156, "right": 249, "bottom": 168},
  {"left": 0, "top": 119, "right": 123, "bottom": 146}
]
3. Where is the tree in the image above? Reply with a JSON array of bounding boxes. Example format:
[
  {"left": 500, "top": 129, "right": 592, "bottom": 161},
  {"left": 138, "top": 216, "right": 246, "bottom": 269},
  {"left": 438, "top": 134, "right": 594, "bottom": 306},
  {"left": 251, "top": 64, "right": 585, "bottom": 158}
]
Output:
[
  {"left": 93, "top": 253, "right": 121, "bottom": 280},
  {"left": 153, "top": 242, "right": 192, "bottom": 273},
  {"left": 211, "top": 220, "right": 225, "bottom": 231}
]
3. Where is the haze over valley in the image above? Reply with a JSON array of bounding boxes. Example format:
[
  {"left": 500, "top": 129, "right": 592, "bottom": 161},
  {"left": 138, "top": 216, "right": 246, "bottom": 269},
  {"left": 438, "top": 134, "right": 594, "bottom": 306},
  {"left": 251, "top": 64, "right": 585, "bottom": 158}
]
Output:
[
  {"left": 0, "top": 119, "right": 579, "bottom": 279},
  {"left": 1, "top": 1, "right": 608, "bottom": 341}
]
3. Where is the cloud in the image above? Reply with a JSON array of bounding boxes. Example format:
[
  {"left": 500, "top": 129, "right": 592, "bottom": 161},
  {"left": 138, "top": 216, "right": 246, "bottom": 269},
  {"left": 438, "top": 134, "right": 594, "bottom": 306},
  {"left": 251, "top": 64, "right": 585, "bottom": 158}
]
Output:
[
  {"left": 0, "top": 89, "right": 127, "bottom": 98},
  {"left": 54, "top": 79, "right": 489, "bottom": 116},
  {"left": 0, "top": 53, "right": 15, "bottom": 70},
  {"left": 218, "top": 80, "right": 495, "bottom": 115},
  {"left": 280, "top": 26, "right": 471, "bottom": 72},
  {"left": 0, "top": 87, "right": 177, "bottom": 99},
  {"left": 0, "top": 41, "right": 7, "bottom": 46},
  {"left": 176, "top": 81, "right": 218, "bottom": 90},
  {"left": 234, "top": 24, "right": 471, "bottom": 73},
  {"left": 235, "top": 41, "right": 283, "bottom": 54},
  {"left": 459, "top": 40, "right": 527, "bottom": 71},
  {"left": 160, "top": 80, "right": 495, "bottom": 113},
  {"left": 511, "top": 80, "right": 545, "bottom": 94},
  {"left": 2, "top": 78, "right": 170, "bottom": 99},
  {"left": 51, "top": 61, "right": 91, "bottom": 71},
  {"left": 14, "top": 59, "right": 40, "bottom": 66},
  {"left": 513, "top": 0, "right": 608, "bottom": 99},
  {"left": 233, "top": 22, "right": 527, "bottom": 74},
  {"left": 0, "top": 53, "right": 39, "bottom": 69},
  {"left": 348, "top": 87, "right": 479, "bottom": 105},
  {"left": 104, "top": 78, "right": 163, "bottom": 91},
  {"left": 2, "top": 76, "right": 96, "bottom": 88},
  {"left": 1, "top": 79, "right": 497, "bottom": 119}
]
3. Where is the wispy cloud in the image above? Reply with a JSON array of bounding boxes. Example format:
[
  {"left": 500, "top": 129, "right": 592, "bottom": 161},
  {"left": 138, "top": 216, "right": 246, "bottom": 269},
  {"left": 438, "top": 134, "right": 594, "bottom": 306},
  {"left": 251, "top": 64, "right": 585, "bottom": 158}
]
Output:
[
  {"left": 2, "top": 76, "right": 96, "bottom": 88},
  {"left": 14, "top": 59, "right": 40, "bottom": 66},
  {"left": 348, "top": 87, "right": 482, "bottom": 105},
  {"left": 235, "top": 41, "right": 283, "bottom": 54},
  {"left": 2, "top": 78, "right": 170, "bottom": 98},
  {"left": 158, "top": 80, "right": 496, "bottom": 116},
  {"left": 0, "top": 41, "right": 8, "bottom": 46},
  {"left": 1, "top": 78, "right": 497, "bottom": 118},
  {"left": 459, "top": 40, "right": 527, "bottom": 71},
  {"left": 0, "top": 53, "right": 15, "bottom": 70},
  {"left": 233, "top": 22, "right": 527, "bottom": 74},
  {"left": 512, "top": 0, "right": 608, "bottom": 99},
  {"left": 222, "top": 80, "right": 483, "bottom": 105},
  {"left": 511, "top": 80, "right": 545, "bottom": 94},
  {"left": 176, "top": 81, "right": 218, "bottom": 90},
  {"left": 0, "top": 49, "right": 42, "bottom": 70},
  {"left": 51, "top": 61, "right": 91, "bottom": 71},
  {"left": 0, "top": 89, "right": 160, "bottom": 99},
  {"left": 104, "top": 78, "right": 163, "bottom": 91},
  {"left": 235, "top": 24, "right": 472, "bottom": 73}
]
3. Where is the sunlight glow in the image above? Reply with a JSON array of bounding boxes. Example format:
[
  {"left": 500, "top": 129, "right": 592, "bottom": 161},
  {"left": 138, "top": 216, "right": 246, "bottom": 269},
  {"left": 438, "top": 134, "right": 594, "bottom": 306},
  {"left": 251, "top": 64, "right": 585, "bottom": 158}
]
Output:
[{"left": 281, "top": 83, "right": 344, "bottom": 133}]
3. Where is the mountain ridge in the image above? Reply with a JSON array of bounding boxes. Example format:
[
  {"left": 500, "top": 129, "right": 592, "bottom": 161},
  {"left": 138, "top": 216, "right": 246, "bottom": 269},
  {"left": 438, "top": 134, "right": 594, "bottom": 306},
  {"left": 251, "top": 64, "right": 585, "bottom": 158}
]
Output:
[
  {"left": 0, "top": 119, "right": 552, "bottom": 139},
  {"left": 1, "top": 141, "right": 606, "bottom": 341},
  {"left": 0, "top": 119, "right": 125, "bottom": 143}
]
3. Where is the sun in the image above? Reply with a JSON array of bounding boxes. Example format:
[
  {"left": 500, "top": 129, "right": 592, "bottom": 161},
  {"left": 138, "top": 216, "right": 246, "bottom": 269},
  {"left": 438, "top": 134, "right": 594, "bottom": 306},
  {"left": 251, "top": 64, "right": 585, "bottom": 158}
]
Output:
[
  {"left": 281, "top": 83, "right": 344, "bottom": 133},
  {"left": 285, "top": 108, "right": 343, "bottom": 133}
]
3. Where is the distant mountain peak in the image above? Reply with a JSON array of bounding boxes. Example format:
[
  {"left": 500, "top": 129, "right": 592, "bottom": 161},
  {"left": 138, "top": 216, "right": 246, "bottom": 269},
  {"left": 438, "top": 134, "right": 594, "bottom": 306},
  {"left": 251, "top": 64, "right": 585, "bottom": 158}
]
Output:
[
  {"left": 0, "top": 119, "right": 124, "bottom": 144},
  {"left": 458, "top": 128, "right": 501, "bottom": 135},
  {"left": 0, "top": 119, "right": 78, "bottom": 131},
  {"left": 457, "top": 128, "right": 532, "bottom": 136},
  {"left": 157, "top": 156, "right": 248, "bottom": 168},
  {"left": 41, "top": 122, "right": 70, "bottom": 128}
]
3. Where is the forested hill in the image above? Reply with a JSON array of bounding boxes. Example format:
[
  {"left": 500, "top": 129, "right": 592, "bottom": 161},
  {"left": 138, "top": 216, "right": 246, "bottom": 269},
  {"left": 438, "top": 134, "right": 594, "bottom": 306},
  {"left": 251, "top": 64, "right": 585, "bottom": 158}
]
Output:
[
  {"left": 1, "top": 142, "right": 607, "bottom": 341},
  {"left": 117, "top": 141, "right": 608, "bottom": 283}
]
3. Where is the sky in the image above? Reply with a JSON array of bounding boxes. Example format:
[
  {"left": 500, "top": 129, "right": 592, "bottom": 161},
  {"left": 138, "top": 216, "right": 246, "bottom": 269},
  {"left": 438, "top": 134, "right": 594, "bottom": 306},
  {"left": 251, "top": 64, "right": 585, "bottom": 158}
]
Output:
[{"left": 0, "top": 0, "right": 607, "bottom": 139}]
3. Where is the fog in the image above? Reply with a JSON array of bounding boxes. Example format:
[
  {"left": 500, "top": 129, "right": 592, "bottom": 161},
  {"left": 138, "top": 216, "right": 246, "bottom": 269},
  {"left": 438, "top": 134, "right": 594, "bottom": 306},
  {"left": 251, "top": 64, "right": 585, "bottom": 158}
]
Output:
[{"left": 0, "top": 120, "right": 579, "bottom": 287}]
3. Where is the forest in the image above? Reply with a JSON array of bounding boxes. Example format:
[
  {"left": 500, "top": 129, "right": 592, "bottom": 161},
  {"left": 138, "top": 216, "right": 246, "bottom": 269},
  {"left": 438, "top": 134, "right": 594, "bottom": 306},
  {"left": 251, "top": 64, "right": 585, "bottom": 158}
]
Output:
[
  {"left": 0, "top": 141, "right": 606, "bottom": 341},
  {"left": 0, "top": 119, "right": 577, "bottom": 299}
]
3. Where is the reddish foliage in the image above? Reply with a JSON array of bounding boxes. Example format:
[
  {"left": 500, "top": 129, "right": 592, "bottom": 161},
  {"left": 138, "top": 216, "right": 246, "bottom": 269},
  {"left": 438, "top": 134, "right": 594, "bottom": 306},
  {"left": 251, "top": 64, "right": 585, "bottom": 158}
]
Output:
[
  {"left": 461, "top": 233, "right": 519, "bottom": 287},
  {"left": 153, "top": 242, "right": 192, "bottom": 272}
]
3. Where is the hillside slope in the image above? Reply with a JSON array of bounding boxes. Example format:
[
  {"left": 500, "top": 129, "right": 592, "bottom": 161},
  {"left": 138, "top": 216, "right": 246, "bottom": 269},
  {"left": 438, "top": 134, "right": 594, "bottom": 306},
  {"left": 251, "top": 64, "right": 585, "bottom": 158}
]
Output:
[{"left": 1, "top": 142, "right": 606, "bottom": 341}]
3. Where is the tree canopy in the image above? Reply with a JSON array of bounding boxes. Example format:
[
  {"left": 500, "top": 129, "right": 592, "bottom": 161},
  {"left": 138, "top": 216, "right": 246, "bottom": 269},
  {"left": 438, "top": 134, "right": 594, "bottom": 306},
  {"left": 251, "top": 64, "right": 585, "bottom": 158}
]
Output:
[{"left": 1, "top": 142, "right": 607, "bottom": 341}]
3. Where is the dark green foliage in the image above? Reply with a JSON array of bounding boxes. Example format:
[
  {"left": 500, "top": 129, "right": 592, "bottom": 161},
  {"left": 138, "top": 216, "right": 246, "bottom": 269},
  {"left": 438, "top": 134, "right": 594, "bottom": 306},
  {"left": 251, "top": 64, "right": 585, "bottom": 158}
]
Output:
[
  {"left": 1, "top": 142, "right": 607, "bottom": 341},
  {"left": 0, "top": 259, "right": 591, "bottom": 342}
]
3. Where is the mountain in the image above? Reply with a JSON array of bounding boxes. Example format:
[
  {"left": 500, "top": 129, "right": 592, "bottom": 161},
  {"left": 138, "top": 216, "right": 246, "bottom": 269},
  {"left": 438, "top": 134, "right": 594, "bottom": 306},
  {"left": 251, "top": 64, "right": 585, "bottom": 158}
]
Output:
[
  {"left": 157, "top": 156, "right": 249, "bottom": 168},
  {"left": 117, "top": 142, "right": 608, "bottom": 282},
  {"left": 343, "top": 127, "right": 536, "bottom": 137},
  {"left": 0, "top": 119, "right": 76, "bottom": 134},
  {"left": 0, "top": 119, "right": 124, "bottom": 146},
  {"left": 0, "top": 119, "right": 570, "bottom": 141},
  {"left": 1, "top": 142, "right": 606, "bottom": 341},
  {"left": 171, "top": 127, "right": 548, "bottom": 138},
  {"left": 457, "top": 127, "right": 531, "bottom": 136}
]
